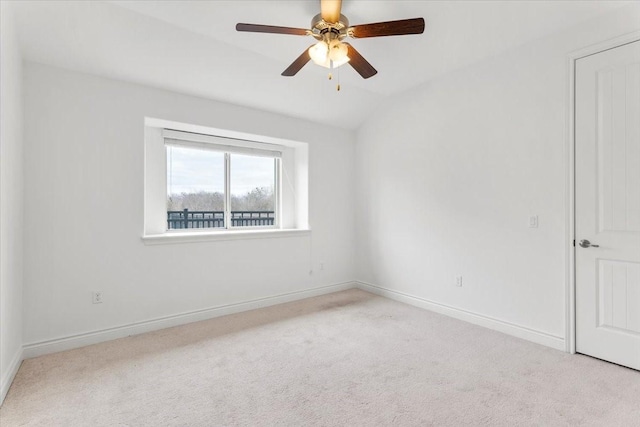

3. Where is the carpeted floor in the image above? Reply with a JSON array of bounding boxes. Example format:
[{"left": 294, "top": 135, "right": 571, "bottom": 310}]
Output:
[{"left": 1, "top": 289, "right": 639, "bottom": 426}]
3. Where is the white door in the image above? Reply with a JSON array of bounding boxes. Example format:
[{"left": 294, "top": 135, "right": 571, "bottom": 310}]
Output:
[{"left": 576, "top": 40, "right": 640, "bottom": 370}]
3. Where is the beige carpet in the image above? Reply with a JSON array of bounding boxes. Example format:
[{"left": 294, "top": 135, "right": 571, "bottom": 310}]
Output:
[{"left": 1, "top": 289, "right": 639, "bottom": 426}]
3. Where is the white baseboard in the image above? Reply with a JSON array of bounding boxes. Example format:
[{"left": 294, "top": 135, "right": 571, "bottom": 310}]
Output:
[
  {"left": 23, "top": 281, "right": 357, "bottom": 359},
  {"left": 356, "top": 281, "right": 566, "bottom": 351},
  {"left": 1, "top": 347, "right": 23, "bottom": 405}
]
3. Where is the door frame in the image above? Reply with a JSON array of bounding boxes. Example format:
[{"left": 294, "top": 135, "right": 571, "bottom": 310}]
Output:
[{"left": 566, "top": 31, "right": 640, "bottom": 354}]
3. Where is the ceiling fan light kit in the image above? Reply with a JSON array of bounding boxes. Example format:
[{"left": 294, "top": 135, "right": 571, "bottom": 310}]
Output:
[
  {"left": 309, "top": 39, "right": 350, "bottom": 68},
  {"left": 307, "top": 13, "right": 350, "bottom": 68},
  {"left": 236, "top": 0, "right": 425, "bottom": 85}
]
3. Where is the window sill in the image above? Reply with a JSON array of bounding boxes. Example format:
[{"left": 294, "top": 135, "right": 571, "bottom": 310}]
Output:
[{"left": 141, "top": 228, "right": 311, "bottom": 245}]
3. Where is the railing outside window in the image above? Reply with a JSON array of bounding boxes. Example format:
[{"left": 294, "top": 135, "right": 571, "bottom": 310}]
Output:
[{"left": 167, "top": 209, "right": 275, "bottom": 229}]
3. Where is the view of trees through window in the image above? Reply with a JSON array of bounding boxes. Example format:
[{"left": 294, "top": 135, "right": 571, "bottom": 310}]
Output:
[
  {"left": 166, "top": 187, "right": 274, "bottom": 212},
  {"left": 230, "top": 154, "right": 275, "bottom": 212},
  {"left": 166, "top": 145, "right": 276, "bottom": 229}
]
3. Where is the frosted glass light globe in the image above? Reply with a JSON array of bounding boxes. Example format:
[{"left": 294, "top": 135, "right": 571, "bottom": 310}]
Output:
[
  {"left": 328, "top": 40, "right": 349, "bottom": 63},
  {"left": 309, "top": 41, "right": 329, "bottom": 65}
]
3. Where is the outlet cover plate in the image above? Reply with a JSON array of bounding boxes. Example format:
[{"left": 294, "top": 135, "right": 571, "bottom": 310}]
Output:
[{"left": 92, "top": 291, "right": 103, "bottom": 304}]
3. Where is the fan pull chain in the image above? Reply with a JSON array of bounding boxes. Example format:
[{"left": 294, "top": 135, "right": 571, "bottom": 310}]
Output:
[{"left": 325, "top": 60, "right": 340, "bottom": 92}]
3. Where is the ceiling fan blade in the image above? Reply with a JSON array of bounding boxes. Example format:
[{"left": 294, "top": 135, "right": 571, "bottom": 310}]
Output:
[
  {"left": 320, "top": 0, "right": 342, "bottom": 23},
  {"left": 282, "top": 46, "right": 314, "bottom": 76},
  {"left": 344, "top": 43, "right": 377, "bottom": 79},
  {"left": 349, "top": 18, "right": 425, "bottom": 38},
  {"left": 236, "top": 23, "right": 309, "bottom": 36}
]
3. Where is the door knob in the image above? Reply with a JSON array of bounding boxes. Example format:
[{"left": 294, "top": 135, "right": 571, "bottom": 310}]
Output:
[{"left": 579, "top": 239, "right": 599, "bottom": 248}]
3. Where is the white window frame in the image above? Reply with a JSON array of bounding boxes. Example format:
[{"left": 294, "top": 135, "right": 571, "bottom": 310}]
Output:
[
  {"left": 164, "top": 129, "right": 282, "bottom": 232},
  {"left": 142, "top": 118, "right": 310, "bottom": 245}
]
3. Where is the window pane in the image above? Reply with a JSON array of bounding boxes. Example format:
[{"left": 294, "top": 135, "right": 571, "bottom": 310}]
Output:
[
  {"left": 230, "top": 154, "right": 276, "bottom": 227},
  {"left": 166, "top": 145, "right": 225, "bottom": 229}
]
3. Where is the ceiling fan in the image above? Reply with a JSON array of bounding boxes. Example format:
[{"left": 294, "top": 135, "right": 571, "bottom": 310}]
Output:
[{"left": 236, "top": 0, "right": 425, "bottom": 79}]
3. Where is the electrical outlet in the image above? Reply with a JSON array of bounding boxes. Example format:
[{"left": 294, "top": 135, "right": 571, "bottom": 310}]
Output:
[
  {"left": 319, "top": 262, "right": 325, "bottom": 271},
  {"left": 92, "top": 291, "right": 103, "bottom": 304},
  {"left": 529, "top": 215, "right": 539, "bottom": 228},
  {"left": 455, "top": 276, "right": 463, "bottom": 287}
]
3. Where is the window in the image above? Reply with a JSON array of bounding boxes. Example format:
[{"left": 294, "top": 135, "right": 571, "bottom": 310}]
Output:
[
  {"left": 166, "top": 145, "right": 226, "bottom": 229},
  {"left": 143, "top": 119, "right": 309, "bottom": 244},
  {"left": 165, "top": 131, "right": 280, "bottom": 231},
  {"left": 229, "top": 154, "right": 277, "bottom": 227}
]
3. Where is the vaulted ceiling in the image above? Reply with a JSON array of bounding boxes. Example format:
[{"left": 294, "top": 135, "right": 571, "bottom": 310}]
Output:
[{"left": 12, "top": 1, "right": 629, "bottom": 129}]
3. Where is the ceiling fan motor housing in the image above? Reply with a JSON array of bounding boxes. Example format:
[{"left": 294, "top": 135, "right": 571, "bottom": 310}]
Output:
[{"left": 310, "top": 13, "right": 349, "bottom": 42}]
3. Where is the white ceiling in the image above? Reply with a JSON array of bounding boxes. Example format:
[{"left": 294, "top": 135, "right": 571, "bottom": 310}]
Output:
[{"left": 11, "top": 0, "right": 629, "bottom": 130}]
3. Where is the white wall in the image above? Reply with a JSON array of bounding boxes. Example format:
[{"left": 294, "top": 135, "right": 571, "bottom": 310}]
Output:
[
  {"left": 0, "top": 1, "right": 25, "bottom": 403},
  {"left": 22, "top": 63, "right": 356, "bottom": 349},
  {"left": 355, "top": 4, "right": 640, "bottom": 348}
]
